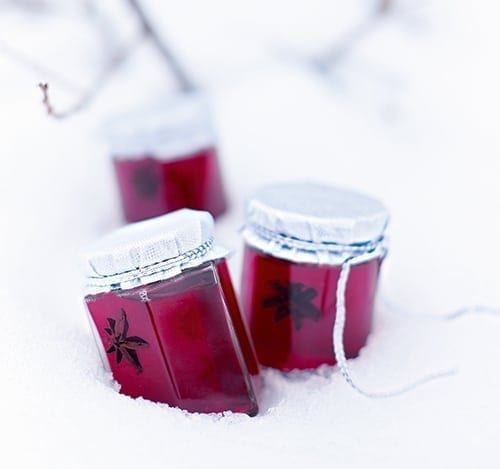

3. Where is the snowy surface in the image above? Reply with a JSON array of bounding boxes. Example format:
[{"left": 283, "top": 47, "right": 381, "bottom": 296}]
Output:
[{"left": 1, "top": 1, "right": 500, "bottom": 467}]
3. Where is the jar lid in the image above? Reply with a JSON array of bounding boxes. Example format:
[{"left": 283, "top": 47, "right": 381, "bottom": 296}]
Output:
[
  {"left": 243, "top": 182, "right": 389, "bottom": 264},
  {"left": 83, "top": 209, "right": 227, "bottom": 293},
  {"left": 105, "top": 92, "right": 215, "bottom": 160}
]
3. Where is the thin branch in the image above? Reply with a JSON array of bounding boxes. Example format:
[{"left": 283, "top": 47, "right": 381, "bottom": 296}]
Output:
[
  {"left": 125, "top": 0, "right": 196, "bottom": 92},
  {"left": 0, "top": 37, "right": 83, "bottom": 93},
  {"left": 83, "top": 0, "right": 122, "bottom": 61},
  {"left": 378, "top": 0, "right": 393, "bottom": 14},
  {"left": 314, "top": 0, "right": 394, "bottom": 70},
  {"left": 37, "top": 31, "right": 145, "bottom": 118},
  {"left": 38, "top": 83, "right": 55, "bottom": 115},
  {"left": 3, "top": 0, "right": 195, "bottom": 117},
  {"left": 271, "top": 0, "right": 397, "bottom": 77},
  {"left": 0, "top": 0, "right": 50, "bottom": 11}
]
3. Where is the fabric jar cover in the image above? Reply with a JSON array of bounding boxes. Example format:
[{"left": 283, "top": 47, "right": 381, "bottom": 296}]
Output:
[
  {"left": 243, "top": 182, "right": 389, "bottom": 265},
  {"left": 82, "top": 209, "right": 228, "bottom": 293},
  {"left": 105, "top": 92, "right": 215, "bottom": 161}
]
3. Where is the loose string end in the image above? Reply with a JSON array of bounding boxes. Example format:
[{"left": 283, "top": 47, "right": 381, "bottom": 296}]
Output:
[{"left": 333, "top": 257, "right": 458, "bottom": 399}]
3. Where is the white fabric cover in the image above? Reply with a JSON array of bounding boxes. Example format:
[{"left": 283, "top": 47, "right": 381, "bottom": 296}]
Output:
[
  {"left": 105, "top": 92, "right": 215, "bottom": 160},
  {"left": 243, "top": 182, "right": 389, "bottom": 264},
  {"left": 246, "top": 182, "right": 389, "bottom": 245},
  {"left": 82, "top": 209, "right": 227, "bottom": 292}
]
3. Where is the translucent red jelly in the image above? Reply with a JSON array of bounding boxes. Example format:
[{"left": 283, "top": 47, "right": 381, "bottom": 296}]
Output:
[
  {"left": 86, "top": 260, "right": 260, "bottom": 415},
  {"left": 114, "top": 147, "right": 227, "bottom": 223},
  {"left": 241, "top": 245, "right": 382, "bottom": 371}
]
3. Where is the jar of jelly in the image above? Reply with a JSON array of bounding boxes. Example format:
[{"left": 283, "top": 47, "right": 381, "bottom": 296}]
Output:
[
  {"left": 108, "top": 93, "right": 227, "bottom": 222},
  {"left": 241, "top": 182, "right": 389, "bottom": 371},
  {"left": 82, "top": 209, "right": 260, "bottom": 415}
]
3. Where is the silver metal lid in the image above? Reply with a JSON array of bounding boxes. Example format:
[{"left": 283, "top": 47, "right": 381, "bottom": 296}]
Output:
[
  {"left": 105, "top": 92, "right": 215, "bottom": 160},
  {"left": 83, "top": 209, "right": 228, "bottom": 293},
  {"left": 243, "top": 182, "right": 389, "bottom": 265}
]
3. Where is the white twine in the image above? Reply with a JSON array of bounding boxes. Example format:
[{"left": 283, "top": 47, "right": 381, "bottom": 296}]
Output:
[{"left": 333, "top": 257, "right": 458, "bottom": 398}]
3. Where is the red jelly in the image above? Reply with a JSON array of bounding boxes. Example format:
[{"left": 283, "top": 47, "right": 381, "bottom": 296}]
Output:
[
  {"left": 83, "top": 209, "right": 260, "bottom": 415},
  {"left": 108, "top": 93, "right": 227, "bottom": 222},
  {"left": 240, "top": 183, "right": 389, "bottom": 371}
]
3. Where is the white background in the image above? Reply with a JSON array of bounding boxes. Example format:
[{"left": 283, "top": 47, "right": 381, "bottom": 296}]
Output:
[{"left": 0, "top": 1, "right": 499, "bottom": 467}]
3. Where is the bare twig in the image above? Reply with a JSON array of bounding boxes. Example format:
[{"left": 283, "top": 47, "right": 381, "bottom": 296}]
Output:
[
  {"left": 125, "top": 0, "right": 196, "bottom": 92},
  {"left": 1, "top": 0, "right": 195, "bottom": 118},
  {"left": 378, "top": 0, "right": 393, "bottom": 14},
  {"left": 38, "top": 83, "right": 55, "bottom": 115},
  {"left": 314, "top": 0, "right": 394, "bottom": 70},
  {"left": 271, "top": 0, "right": 396, "bottom": 76},
  {"left": 83, "top": 0, "right": 122, "bottom": 61},
  {"left": 37, "top": 31, "right": 145, "bottom": 118},
  {"left": 0, "top": 0, "right": 49, "bottom": 11},
  {"left": 0, "top": 37, "right": 83, "bottom": 93}
]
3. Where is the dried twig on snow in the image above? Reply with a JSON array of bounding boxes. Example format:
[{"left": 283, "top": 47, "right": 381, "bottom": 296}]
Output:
[
  {"left": 36, "top": 0, "right": 196, "bottom": 118},
  {"left": 0, "top": 37, "right": 82, "bottom": 93},
  {"left": 37, "top": 31, "right": 146, "bottom": 118}
]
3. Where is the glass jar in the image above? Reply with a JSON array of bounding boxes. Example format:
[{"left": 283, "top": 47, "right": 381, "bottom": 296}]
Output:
[
  {"left": 82, "top": 209, "right": 260, "bottom": 415},
  {"left": 241, "top": 183, "right": 389, "bottom": 371},
  {"left": 107, "top": 93, "right": 227, "bottom": 222}
]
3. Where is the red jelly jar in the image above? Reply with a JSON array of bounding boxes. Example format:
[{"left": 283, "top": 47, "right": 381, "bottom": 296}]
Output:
[
  {"left": 82, "top": 209, "right": 260, "bottom": 415},
  {"left": 108, "top": 93, "right": 227, "bottom": 222},
  {"left": 240, "top": 183, "right": 389, "bottom": 371}
]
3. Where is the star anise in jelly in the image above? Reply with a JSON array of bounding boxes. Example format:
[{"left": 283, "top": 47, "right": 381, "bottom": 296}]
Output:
[
  {"left": 104, "top": 309, "right": 149, "bottom": 373},
  {"left": 263, "top": 281, "right": 321, "bottom": 330},
  {"left": 133, "top": 163, "right": 161, "bottom": 198}
]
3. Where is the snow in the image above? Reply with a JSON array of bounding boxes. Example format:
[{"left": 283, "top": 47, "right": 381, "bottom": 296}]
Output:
[{"left": 1, "top": 0, "right": 500, "bottom": 467}]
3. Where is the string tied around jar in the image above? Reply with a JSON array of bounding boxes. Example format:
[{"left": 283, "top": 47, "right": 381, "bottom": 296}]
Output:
[
  {"left": 333, "top": 255, "right": 458, "bottom": 398},
  {"left": 250, "top": 224, "right": 460, "bottom": 398},
  {"left": 252, "top": 227, "right": 459, "bottom": 397}
]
